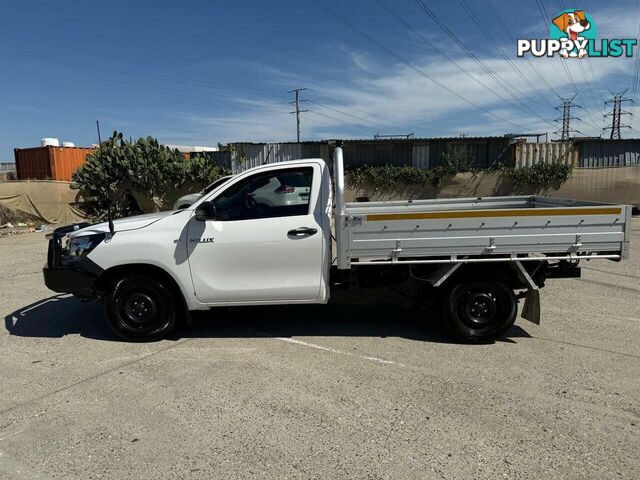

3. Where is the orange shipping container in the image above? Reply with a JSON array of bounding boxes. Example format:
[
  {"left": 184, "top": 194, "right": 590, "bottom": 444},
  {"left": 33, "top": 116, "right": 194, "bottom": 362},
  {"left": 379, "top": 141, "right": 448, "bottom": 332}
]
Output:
[{"left": 14, "top": 146, "right": 94, "bottom": 181}]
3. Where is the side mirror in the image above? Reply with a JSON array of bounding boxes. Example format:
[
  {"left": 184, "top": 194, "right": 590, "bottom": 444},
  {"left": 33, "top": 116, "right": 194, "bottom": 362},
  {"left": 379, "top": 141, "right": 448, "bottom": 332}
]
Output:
[{"left": 195, "top": 201, "right": 216, "bottom": 221}]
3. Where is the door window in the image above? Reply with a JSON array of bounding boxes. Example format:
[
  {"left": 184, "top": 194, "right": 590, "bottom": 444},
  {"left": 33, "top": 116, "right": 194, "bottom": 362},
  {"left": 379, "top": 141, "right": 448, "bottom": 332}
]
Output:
[{"left": 212, "top": 167, "right": 313, "bottom": 221}]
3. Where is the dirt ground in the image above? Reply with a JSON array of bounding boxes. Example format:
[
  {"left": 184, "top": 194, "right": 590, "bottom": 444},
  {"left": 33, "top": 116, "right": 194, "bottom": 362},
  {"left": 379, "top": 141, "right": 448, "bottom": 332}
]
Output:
[{"left": 0, "top": 221, "right": 638, "bottom": 479}]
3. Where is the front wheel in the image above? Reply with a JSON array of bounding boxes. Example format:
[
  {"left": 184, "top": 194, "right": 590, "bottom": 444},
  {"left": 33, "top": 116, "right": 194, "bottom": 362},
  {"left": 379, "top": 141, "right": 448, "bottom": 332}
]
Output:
[
  {"left": 104, "top": 274, "right": 177, "bottom": 341},
  {"left": 443, "top": 278, "right": 517, "bottom": 343}
]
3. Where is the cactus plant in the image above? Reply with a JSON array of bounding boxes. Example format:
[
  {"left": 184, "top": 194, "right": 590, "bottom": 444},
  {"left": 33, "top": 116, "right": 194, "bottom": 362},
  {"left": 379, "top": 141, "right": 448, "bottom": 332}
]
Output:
[{"left": 72, "top": 132, "right": 230, "bottom": 219}]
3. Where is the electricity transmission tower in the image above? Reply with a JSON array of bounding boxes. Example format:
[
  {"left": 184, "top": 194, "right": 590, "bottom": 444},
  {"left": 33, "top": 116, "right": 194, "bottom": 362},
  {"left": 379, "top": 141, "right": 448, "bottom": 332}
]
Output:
[
  {"left": 288, "top": 88, "right": 309, "bottom": 142},
  {"left": 603, "top": 89, "right": 633, "bottom": 140},
  {"left": 554, "top": 95, "right": 581, "bottom": 141}
]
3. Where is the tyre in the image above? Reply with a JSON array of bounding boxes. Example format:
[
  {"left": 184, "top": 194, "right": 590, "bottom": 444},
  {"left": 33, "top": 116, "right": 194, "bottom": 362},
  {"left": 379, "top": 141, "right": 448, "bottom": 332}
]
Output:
[
  {"left": 104, "top": 274, "right": 177, "bottom": 341},
  {"left": 443, "top": 278, "right": 517, "bottom": 343}
]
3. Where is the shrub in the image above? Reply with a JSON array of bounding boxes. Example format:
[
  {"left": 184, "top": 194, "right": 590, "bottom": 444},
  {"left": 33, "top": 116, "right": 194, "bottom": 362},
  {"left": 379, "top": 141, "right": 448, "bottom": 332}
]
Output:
[
  {"left": 345, "top": 161, "right": 573, "bottom": 197},
  {"left": 500, "top": 162, "right": 573, "bottom": 193},
  {"left": 345, "top": 144, "right": 480, "bottom": 194},
  {"left": 345, "top": 164, "right": 456, "bottom": 192}
]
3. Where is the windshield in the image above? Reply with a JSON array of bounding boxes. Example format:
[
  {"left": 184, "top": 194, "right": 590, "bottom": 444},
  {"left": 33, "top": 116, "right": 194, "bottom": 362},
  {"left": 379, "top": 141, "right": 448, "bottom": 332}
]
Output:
[{"left": 203, "top": 176, "right": 233, "bottom": 194}]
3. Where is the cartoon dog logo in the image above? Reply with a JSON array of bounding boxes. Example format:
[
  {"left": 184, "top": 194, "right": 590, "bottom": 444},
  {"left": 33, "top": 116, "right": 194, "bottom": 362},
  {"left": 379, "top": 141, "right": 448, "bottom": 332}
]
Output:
[{"left": 552, "top": 10, "right": 591, "bottom": 58}]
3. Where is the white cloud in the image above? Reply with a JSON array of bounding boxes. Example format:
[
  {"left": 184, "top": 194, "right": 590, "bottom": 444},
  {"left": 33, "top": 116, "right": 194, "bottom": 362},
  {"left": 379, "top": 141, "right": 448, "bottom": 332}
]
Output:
[{"left": 161, "top": 2, "right": 640, "bottom": 146}]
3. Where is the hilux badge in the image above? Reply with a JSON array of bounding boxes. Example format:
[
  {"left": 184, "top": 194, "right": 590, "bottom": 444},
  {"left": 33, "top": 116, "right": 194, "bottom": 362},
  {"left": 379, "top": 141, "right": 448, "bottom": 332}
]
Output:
[{"left": 190, "top": 237, "right": 215, "bottom": 243}]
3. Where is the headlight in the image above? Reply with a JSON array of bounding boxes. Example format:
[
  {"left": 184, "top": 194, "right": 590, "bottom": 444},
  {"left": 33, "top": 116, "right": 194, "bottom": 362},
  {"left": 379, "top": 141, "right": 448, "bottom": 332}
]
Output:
[{"left": 66, "top": 233, "right": 106, "bottom": 257}]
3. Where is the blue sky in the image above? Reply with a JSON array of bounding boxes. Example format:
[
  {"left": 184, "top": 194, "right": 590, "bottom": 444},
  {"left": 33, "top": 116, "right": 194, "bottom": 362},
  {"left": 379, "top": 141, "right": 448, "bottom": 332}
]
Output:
[{"left": 1, "top": 0, "right": 638, "bottom": 161}]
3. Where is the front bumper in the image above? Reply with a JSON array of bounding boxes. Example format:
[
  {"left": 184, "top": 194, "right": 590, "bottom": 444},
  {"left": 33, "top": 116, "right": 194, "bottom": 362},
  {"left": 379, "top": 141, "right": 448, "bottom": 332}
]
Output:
[
  {"left": 43, "top": 223, "right": 103, "bottom": 298},
  {"left": 43, "top": 263, "right": 98, "bottom": 297}
]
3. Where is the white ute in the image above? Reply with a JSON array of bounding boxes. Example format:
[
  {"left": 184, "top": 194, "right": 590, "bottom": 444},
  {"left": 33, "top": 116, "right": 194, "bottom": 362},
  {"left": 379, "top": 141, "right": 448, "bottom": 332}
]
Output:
[{"left": 44, "top": 147, "right": 632, "bottom": 342}]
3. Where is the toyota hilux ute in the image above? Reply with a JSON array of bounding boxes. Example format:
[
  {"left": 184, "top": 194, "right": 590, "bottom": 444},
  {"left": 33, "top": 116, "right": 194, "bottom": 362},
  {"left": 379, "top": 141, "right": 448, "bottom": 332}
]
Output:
[{"left": 43, "top": 147, "right": 632, "bottom": 343}]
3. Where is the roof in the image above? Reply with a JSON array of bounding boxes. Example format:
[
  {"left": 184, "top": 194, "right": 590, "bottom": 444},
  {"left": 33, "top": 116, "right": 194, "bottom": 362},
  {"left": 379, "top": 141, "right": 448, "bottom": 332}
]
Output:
[
  {"left": 232, "top": 135, "right": 514, "bottom": 145},
  {"left": 327, "top": 136, "right": 512, "bottom": 143},
  {"left": 164, "top": 144, "right": 219, "bottom": 153},
  {"left": 572, "top": 137, "right": 640, "bottom": 142},
  {"left": 14, "top": 145, "right": 94, "bottom": 152}
]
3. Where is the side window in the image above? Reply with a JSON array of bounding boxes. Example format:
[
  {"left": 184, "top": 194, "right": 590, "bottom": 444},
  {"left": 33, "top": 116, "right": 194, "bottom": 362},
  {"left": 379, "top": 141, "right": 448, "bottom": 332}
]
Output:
[{"left": 212, "top": 167, "right": 313, "bottom": 221}]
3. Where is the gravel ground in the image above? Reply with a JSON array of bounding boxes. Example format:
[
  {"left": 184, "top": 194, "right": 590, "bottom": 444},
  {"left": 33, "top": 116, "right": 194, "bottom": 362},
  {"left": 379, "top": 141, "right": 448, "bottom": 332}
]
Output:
[{"left": 0, "top": 220, "right": 638, "bottom": 480}]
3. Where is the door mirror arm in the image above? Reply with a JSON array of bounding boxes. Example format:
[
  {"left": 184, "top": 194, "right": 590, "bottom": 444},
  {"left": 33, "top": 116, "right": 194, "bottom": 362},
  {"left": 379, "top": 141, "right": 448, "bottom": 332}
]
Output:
[{"left": 195, "top": 201, "right": 216, "bottom": 221}]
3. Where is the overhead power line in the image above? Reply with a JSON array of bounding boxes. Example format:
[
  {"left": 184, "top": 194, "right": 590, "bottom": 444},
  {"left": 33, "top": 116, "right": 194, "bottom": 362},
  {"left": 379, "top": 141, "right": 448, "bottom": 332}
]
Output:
[
  {"left": 307, "top": 100, "right": 379, "bottom": 126},
  {"left": 0, "top": 71, "right": 294, "bottom": 130},
  {"left": 3, "top": 63, "right": 292, "bottom": 116},
  {"left": 456, "top": 0, "right": 554, "bottom": 108},
  {"left": 306, "top": 90, "right": 421, "bottom": 131},
  {"left": 534, "top": 1, "right": 579, "bottom": 96},
  {"left": 409, "top": 0, "right": 552, "bottom": 123},
  {"left": 585, "top": 58, "right": 603, "bottom": 101},
  {"left": 0, "top": 43, "right": 274, "bottom": 101},
  {"left": 0, "top": 37, "right": 273, "bottom": 92},
  {"left": 304, "top": 110, "right": 349, "bottom": 131},
  {"left": 482, "top": 0, "right": 602, "bottom": 133},
  {"left": 307, "top": 88, "right": 419, "bottom": 131},
  {"left": 307, "top": 109, "right": 354, "bottom": 124},
  {"left": 378, "top": 1, "right": 553, "bottom": 123},
  {"left": 557, "top": 1, "right": 602, "bottom": 108},
  {"left": 533, "top": 0, "right": 602, "bottom": 133},
  {"left": 481, "top": 0, "right": 562, "bottom": 100},
  {"left": 309, "top": 0, "right": 540, "bottom": 131},
  {"left": 3, "top": 41, "right": 406, "bottom": 139}
]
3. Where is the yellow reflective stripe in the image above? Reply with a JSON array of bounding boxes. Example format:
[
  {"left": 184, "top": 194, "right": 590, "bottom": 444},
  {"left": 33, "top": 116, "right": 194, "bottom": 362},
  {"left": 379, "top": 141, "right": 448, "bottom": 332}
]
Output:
[{"left": 366, "top": 207, "right": 622, "bottom": 222}]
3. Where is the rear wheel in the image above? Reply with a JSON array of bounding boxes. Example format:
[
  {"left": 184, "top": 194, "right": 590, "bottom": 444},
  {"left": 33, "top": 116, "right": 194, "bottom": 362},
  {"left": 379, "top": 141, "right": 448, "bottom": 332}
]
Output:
[
  {"left": 443, "top": 278, "right": 517, "bottom": 343},
  {"left": 104, "top": 274, "right": 176, "bottom": 342}
]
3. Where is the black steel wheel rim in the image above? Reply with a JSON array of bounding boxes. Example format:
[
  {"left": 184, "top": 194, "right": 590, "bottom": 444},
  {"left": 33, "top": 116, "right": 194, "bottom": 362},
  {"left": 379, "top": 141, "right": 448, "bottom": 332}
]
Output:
[
  {"left": 118, "top": 288, "right": 165, "bottom": 333},
  {"left": 457, "top": 285, "right": 502, "bottom": 332}
]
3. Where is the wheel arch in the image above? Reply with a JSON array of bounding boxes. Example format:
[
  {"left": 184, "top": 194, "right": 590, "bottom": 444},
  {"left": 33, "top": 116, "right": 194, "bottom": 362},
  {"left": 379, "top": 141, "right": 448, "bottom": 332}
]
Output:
[
  {"left": 96, "top": 263, "right": 191, "bottom": 324},
  {"left": 437, "top": 261, "right": 544, "bottom": 290}
]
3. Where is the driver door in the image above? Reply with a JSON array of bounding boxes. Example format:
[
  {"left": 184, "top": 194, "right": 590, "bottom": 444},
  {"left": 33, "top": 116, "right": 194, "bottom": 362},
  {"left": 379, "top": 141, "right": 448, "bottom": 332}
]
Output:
[{"left": 185, "top": 163, "right": 326, "bottom": 305}]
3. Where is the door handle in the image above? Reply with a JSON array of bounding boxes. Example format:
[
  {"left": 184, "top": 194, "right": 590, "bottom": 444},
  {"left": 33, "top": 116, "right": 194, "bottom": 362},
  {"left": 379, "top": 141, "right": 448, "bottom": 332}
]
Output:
[{"left": 287, "top": 227, "right": 318, "bottom": 237}]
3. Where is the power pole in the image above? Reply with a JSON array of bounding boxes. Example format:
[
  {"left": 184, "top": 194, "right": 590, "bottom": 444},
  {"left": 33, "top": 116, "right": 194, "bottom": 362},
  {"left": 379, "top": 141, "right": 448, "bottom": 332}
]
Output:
[
  {"left": 554, "top": 95, "right": 581, "bottom": 141},
  {"left": 288, "top": 88, "right": 309, "bottom": 143},
  {"left": 603, "top": 89, "right": 633, "bottom": 140}
]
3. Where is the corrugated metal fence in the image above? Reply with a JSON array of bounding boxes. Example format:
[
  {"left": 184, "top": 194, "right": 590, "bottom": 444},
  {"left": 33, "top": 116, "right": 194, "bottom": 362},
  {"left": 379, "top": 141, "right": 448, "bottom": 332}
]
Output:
[
  {"left": 577, "top": 139, "right": 640, "bottom": 167},
  {"left": 195, "top": 150, "right": 232, "bottom": 170},
  {"left": 228, "top": 140, "right": 640, "bottom": 173},
  {"left": 515, "top": 140, "right": 640, "bottom": 168},
  {"left": 427, "top": 139, "right": 511, "bottom": 168},
  {"left": 342, "top": 142, "right": 411, "bottom": 167},
  {"left": 231, "top": 143, "right": 330, "bottom": 173},
  {"left": 230, "top": 138, "right": 511, "bottom": 172}
]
